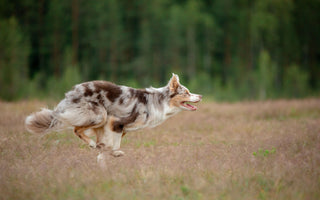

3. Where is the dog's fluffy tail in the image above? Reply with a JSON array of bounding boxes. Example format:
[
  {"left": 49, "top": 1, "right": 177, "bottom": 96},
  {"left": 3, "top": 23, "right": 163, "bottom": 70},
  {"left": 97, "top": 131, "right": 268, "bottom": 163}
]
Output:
[{"left": 25, "top": 108, "right": 65, "bottom": 134}]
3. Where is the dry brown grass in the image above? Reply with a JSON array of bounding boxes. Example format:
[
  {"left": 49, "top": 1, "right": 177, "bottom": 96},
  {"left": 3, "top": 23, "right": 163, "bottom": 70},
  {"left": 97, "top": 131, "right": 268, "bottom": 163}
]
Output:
[{"left": 0, "top": 99, "right": 319, "bottom": 200}]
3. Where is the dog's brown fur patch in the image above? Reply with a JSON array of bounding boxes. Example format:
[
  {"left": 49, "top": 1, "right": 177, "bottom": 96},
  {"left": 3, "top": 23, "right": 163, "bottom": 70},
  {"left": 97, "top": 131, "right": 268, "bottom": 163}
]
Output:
[
  {"left": 83, "top": 83, "right": 94, "bottom": 97},
  {"left": 119, "top": 97, "right": 124, "bottom": 105},
  {"left": 129, "top": 89, "right": 149, "bottom": 105},
  {"left": 96, "top": 94, "right": 104, "bottom": 105},
  {"left": 111, "top": 105, "right": 139, "bottom": 133},
  {"left": 72, "top": 97, "right": 80, "bottom": 103},
  {"left": 93, "top": 81, "right": 122, "bottom": 102}
]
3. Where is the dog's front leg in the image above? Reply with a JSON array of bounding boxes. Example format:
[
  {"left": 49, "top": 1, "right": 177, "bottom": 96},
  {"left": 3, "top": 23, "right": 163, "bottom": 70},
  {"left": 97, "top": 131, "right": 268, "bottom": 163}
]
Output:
[
  {"left": 106, "top": 116, "right": 125, "bottom": 157},
  {"left": 112, "top": 131, "right": 124, "bottom": 157}
]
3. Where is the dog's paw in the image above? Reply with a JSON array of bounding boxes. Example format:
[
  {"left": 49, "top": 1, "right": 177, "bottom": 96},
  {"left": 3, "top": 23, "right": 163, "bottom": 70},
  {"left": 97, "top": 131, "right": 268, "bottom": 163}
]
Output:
[
  {"left": 89, "top": 140, "right": 96, "bottom": 148},
  {"left": 96, "top": 143, "right": 105, "bottom": 150},
  {"left": 112, "top": 150, "right": 125, "bottom": 157}
]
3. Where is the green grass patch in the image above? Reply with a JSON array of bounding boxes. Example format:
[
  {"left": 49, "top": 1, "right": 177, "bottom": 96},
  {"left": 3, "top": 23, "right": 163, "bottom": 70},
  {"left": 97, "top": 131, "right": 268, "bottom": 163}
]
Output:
[{"left": 253, "top": 147, "right": 276, "bottom": 157}]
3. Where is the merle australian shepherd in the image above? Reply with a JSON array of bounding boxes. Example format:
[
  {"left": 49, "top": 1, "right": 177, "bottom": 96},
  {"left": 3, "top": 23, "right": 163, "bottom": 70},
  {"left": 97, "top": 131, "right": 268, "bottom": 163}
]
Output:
[{"left": 25, "top": 74, "right": 202, "bottom": 157}]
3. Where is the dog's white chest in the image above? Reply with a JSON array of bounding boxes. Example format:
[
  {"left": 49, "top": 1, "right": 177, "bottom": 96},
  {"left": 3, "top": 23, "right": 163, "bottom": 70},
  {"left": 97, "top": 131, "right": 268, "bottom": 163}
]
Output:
[
  {"left": 124, "top": 114, "right": 166, "bottom": 132},
  {"left": 124, "top": 108, "right": 175, "bottom": 132}
]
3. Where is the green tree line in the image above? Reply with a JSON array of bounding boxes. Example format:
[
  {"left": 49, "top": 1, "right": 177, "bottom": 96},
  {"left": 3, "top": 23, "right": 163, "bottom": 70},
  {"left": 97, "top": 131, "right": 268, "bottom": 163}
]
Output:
[{"left": 0, "top": 0, "right": 319, "bottom": 101}]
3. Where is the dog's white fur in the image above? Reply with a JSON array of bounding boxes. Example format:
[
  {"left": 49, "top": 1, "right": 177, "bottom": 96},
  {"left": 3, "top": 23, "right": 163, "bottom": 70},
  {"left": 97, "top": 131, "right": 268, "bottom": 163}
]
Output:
[{"left": 25, "top": 74, "right": 202, "bottom": 156}]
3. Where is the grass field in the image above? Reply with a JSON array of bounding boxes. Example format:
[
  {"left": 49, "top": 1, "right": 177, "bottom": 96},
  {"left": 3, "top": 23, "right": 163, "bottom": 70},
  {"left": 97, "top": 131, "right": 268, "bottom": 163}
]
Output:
[{"left": 0, "top": 99, "right": 319, "bottom": 200}]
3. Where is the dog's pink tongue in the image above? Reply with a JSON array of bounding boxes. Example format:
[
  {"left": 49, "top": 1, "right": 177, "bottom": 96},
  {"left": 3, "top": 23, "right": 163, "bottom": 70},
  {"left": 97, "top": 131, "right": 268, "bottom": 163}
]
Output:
[{"left": 186, "top": 103, "right": 197, "bottom": 110}]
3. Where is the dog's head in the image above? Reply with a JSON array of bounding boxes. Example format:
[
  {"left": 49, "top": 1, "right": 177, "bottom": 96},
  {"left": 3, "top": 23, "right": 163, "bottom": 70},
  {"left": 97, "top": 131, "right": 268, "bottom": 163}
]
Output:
[{"left": 167, "top": 73, "right": 202, "bottom": 111}]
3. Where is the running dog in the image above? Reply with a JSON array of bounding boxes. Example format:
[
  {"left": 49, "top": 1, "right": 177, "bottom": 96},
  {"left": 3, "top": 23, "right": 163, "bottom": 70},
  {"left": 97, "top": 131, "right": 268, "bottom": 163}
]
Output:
[{"left": 25, "top": 74, "right": 202, "bottom": 156}]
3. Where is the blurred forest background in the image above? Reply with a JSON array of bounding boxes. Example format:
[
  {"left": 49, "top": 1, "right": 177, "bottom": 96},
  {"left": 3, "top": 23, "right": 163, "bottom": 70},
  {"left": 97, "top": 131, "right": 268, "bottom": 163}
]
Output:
[{"left": 0, "top": 0, "right": 319, "bottom": 101}]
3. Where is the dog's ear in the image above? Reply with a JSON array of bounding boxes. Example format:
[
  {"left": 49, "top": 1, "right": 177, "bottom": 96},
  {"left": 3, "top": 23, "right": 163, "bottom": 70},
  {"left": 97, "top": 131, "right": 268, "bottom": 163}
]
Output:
[{"left": 169, "top": 73, "right": 180, "bottom": 91}]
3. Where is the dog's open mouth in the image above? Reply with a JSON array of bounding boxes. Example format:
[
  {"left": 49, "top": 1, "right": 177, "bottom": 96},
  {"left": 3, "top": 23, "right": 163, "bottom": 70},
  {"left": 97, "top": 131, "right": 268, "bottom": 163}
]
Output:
[{"left": 180, "top": 101, "right": 199, "bottom": 111}]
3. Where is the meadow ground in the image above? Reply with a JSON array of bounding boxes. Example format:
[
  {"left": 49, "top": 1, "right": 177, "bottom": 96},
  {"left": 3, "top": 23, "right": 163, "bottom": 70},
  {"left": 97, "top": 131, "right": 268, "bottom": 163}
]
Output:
[{"left": 0, "top": 99, "right": 319, "bottom": 200}]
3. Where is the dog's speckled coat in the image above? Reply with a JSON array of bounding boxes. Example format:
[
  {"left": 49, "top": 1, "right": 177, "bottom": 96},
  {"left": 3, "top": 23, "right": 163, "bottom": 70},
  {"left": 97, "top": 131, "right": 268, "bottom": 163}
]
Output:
[{"left": 25, "top": 74, "right": 202, "bottom": 156}]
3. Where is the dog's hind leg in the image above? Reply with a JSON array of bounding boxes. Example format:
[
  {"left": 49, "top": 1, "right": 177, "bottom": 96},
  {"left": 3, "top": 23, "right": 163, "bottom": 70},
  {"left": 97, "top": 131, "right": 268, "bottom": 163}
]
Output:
[
  {"left": 74, "top": 126, "right": 97, "bottom": 148},
  {"left": 55, "top": 102, "right": 108, "bottom": 147},
  {"left": 74, "top": 127, "right": 96, "bottom": 148},
  {"left": 95, "top": 126, "right": 113, "bottom": 150},
  {"left": 94, "top": 127, "right": 105, "bottom": 149},
  {"left": 73, "top": 114, "right": 107, "bottom": 148}
]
